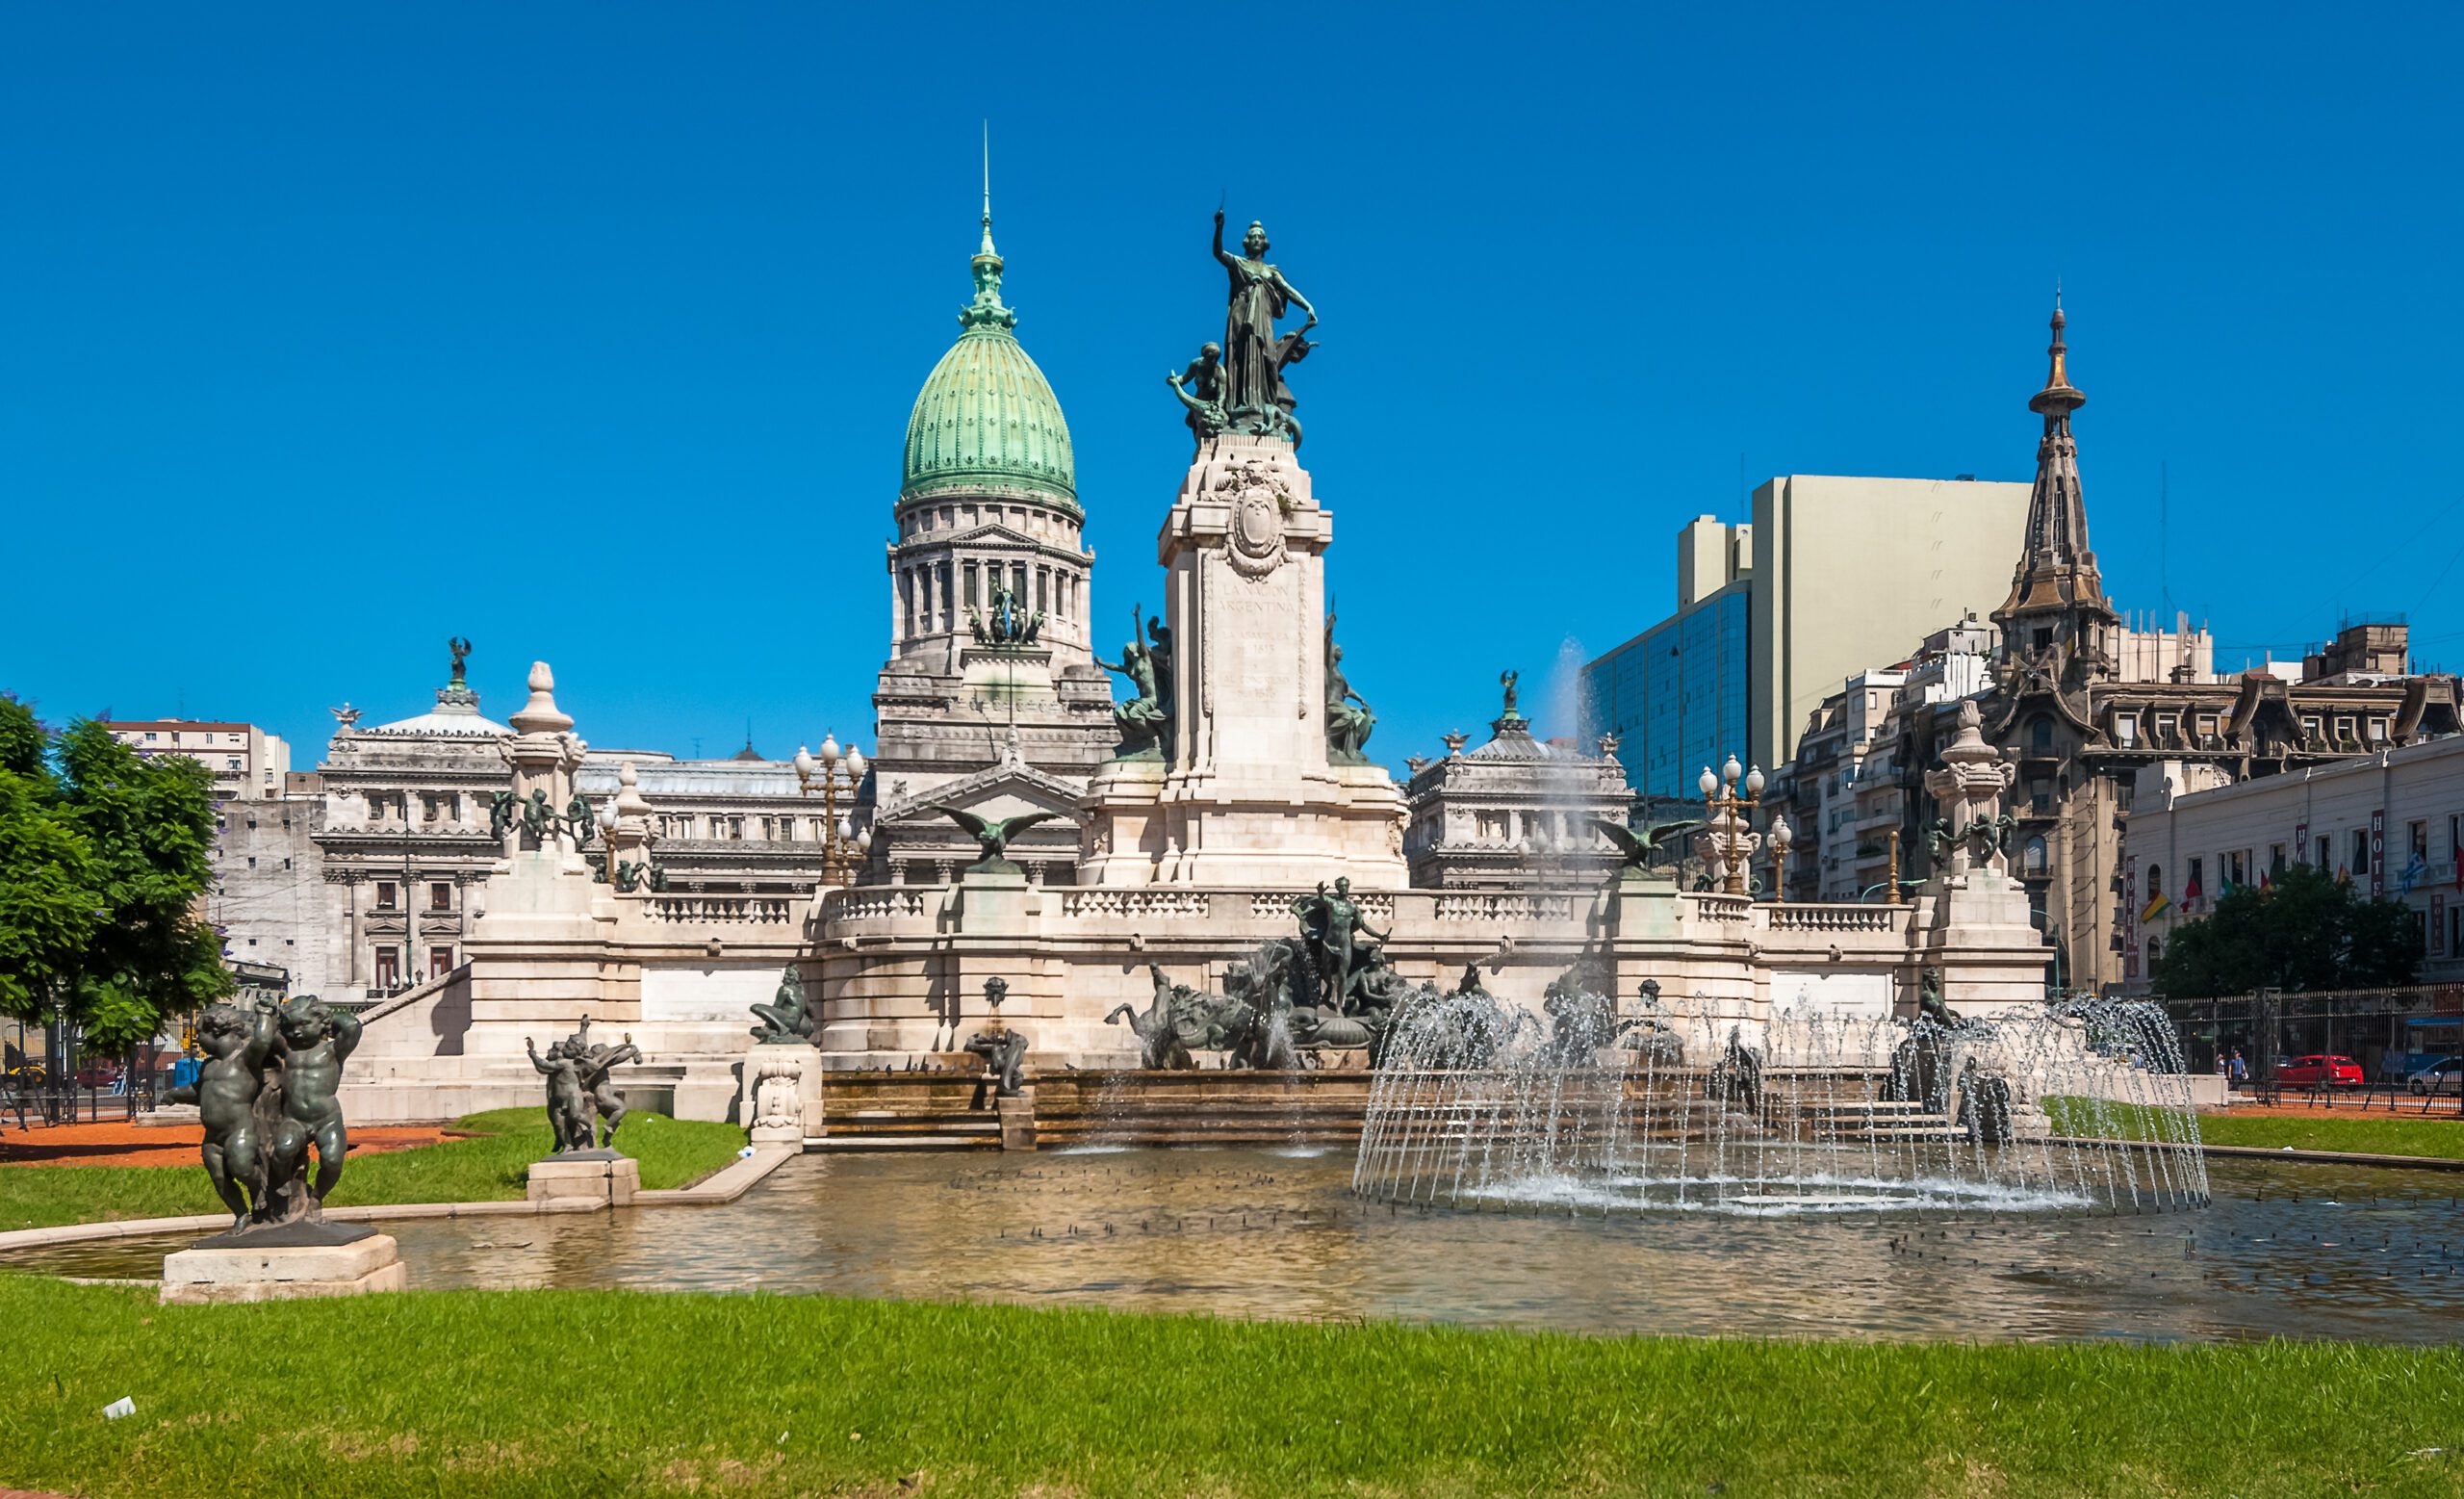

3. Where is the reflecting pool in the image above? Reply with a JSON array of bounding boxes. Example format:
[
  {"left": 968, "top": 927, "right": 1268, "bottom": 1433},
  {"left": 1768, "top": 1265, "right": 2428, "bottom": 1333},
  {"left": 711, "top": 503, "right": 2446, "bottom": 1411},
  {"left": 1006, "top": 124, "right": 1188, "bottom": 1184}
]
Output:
[{"left": 13, "top": 1150, "right": 2464, "bottom": 1343}]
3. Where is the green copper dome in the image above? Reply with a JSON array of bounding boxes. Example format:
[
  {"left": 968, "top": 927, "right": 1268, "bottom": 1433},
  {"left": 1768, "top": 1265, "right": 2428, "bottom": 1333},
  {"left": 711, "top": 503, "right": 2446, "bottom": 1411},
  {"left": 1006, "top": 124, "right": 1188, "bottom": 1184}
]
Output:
[{"left": 901, "top": 217, "right": 1076, "bottom": 511}]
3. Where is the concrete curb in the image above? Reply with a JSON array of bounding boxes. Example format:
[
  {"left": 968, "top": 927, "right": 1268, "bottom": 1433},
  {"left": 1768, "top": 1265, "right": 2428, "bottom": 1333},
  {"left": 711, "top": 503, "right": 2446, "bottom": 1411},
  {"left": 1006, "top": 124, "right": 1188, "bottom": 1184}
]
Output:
[
  {"left": 2053, "top": 1136, "right": 2464, "bottom": 1173},
  {"left": 2195, "top": 1143, "right": 2464, "bottom": 1172},
  {"left": 0, "top": 1143, "right": 798, "bottom": 1254}
]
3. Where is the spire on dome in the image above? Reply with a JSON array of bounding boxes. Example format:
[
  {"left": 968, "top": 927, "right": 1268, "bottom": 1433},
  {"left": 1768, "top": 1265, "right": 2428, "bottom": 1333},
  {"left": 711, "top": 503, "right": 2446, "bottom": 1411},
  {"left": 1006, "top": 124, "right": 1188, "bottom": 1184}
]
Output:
[{"left": 962, "top": 124, "right": 1014, "bottom": 332}]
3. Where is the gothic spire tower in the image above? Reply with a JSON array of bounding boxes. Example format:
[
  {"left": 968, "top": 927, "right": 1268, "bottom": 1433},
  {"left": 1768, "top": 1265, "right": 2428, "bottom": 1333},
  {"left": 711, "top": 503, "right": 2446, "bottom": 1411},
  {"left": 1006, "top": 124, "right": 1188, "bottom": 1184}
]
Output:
[{"left": 1992, "top": 299, "right": 2118, "bottom": 689}]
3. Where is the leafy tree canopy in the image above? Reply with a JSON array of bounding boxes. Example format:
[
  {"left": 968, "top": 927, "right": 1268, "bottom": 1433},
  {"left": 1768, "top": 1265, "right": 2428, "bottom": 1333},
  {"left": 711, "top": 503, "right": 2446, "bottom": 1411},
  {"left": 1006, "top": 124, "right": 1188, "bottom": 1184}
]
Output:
[
  {"left": 0, "top": 697, "right": 230, "bottom": 1051},
  {"left": 2150, "top": 862, "right": 2422, "bottom": 998}
]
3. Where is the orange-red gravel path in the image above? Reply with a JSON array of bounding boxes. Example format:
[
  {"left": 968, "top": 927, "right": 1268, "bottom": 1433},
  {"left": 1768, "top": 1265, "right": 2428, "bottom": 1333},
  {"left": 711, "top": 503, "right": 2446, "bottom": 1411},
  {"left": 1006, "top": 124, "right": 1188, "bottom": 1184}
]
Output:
[{"left": 0, "top": 1120, "right": 454, "bottom": 1169}]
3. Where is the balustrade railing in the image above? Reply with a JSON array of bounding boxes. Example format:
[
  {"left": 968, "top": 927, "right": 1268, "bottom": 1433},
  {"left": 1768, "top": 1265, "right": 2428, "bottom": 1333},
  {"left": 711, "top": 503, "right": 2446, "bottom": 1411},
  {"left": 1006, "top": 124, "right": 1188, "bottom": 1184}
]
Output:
[
  {"left": 1061, "top": 889, "right": 1213, "bottom": 920},
  {"left": 644, "top": 894, "right": 797, "bottom": 925},
  {"left": 1763, "top": 903, "right": 1903, "bottom": 935},
  {"left": 1688, "top": 893, "right": 1753, "bottom": 923},
  {"left": 1430, "top": 892, "right": 1577, "bottom": 924},
  {"left": 832, "top": 890, "right": 929, "bottom": 921}
]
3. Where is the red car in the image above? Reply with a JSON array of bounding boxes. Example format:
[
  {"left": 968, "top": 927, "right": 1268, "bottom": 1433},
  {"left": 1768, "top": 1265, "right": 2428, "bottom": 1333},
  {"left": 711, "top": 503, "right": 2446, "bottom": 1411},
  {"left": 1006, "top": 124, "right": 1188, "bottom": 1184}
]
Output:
[{"left": 2275, "top": 1054, "right": 2364, "bottom": 1087}]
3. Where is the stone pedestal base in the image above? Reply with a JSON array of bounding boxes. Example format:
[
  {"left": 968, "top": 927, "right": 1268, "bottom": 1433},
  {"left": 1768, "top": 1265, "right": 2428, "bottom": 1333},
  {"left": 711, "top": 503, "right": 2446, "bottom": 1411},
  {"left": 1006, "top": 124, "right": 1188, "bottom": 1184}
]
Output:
[
  {"left": 743, "top": 1042, "right": 824, "bottom": 1143},
  {"left": 526, "top": 1151, "right": 641, "bottom": 1207},
  {"left": 995, "top": 1089, "right": 1037, "bottom": 1151},
  {"left": 161, "top": 1233, "right": 404, "bottom": 1305}
]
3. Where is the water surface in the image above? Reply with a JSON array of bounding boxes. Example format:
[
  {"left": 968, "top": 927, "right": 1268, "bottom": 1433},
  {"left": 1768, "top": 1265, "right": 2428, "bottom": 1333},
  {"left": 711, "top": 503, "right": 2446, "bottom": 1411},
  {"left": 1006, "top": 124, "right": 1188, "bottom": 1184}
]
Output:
[{"left": 15, "top": 1150, "right": 2463, "bottom": 1343}]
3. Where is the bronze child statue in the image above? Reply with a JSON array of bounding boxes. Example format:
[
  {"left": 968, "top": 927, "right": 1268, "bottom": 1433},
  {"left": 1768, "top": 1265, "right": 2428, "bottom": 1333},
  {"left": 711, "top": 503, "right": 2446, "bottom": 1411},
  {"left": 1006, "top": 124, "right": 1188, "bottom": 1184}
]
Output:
[
  {"left": 172, "top": 997, "right": 280, "bottom": 1230},
  {"left": 527, "top": 1036, "right": 595, "bottom": 1152},
  {"left": 265, "top": 995, "right": 364, "bottom": 1222}
]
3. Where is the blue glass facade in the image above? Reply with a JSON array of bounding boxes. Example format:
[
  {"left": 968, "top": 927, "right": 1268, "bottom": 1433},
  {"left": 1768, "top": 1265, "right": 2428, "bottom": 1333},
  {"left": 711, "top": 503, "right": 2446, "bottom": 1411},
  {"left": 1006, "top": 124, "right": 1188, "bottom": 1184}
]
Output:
[{"left": 1579, "top": 585, "right": 1752, "bottom": 802}]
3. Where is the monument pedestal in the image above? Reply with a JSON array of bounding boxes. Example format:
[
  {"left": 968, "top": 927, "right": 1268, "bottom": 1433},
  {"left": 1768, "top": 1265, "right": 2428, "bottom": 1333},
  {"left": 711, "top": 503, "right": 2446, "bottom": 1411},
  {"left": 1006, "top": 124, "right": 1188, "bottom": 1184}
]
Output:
[
  {"left": 995, "top": 1088, "right": 1038, "bottom": 1151},
  {"left": 525, "top": 1150, "right": 641, "bottom": 1208},
  {"left": 742, "top": 1041, "right": 824, "bottom": 1142},
  {"left": 1077, "top": 433, "right": 1408, "bottom": 889},
  {"left": 161, "top": 1230, "right": 404, "bottom": 1305},
  {"left": 1923, "top": 871, "right": 2053, "bottom": 1015}
]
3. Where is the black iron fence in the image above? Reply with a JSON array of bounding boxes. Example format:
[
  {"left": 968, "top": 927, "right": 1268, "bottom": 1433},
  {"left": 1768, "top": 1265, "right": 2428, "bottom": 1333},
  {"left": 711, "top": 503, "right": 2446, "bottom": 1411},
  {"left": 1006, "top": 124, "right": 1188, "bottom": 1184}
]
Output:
[
  {"left": 2160, "top": 983, "right": 2464, "bottom": 1114},
  {"left": 2, "top": 1047, "right": 167, "bottom": 1130}
]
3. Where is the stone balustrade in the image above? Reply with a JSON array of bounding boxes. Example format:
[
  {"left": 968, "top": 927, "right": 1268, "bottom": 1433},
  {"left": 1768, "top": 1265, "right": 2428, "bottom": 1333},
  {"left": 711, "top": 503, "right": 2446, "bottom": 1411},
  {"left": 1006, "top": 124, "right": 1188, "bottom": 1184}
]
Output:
[
  {"left": 1429, "top": 892, "right": 1577, "bottom": 924},
  {"left": 1762, "top": 903, "right": 1904, "bottom": 935},
  {"left": 1687, "top": 893, "right": 1754, "bottom": 923},
  {"left": 642, "top": 894, "right": 798, "bottom": 926},
  {"left": 1060, "top": 889, "right": 1213, "bottom": 919},
  {"left": 830, "top": 890, "right": 931, "bottom": 921}
]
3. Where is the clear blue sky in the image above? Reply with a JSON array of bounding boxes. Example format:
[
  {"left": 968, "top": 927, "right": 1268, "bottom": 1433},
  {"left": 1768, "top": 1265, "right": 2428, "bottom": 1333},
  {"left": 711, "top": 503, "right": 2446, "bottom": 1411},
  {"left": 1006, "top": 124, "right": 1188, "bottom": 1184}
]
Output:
[{"left": 7, "top": 4, "right": 2460, "bottom": 770}]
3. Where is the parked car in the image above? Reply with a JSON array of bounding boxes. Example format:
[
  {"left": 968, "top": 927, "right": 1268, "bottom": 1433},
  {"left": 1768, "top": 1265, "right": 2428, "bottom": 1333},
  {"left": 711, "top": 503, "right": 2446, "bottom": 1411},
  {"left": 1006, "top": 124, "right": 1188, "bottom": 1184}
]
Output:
[
  {"left": 2408, "top": 1056, "right": 2463, "bottom": 1097},
  {"left": 2276, "top": 1054, "right": 2365, "bottom": 1087}
]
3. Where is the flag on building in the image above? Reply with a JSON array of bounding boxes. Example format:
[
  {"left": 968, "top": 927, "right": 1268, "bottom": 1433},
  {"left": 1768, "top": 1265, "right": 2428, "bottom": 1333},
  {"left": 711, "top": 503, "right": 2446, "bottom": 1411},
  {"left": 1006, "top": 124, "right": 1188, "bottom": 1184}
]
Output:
[
  {"left": 2183, "top": 868, "right": 2205, "bottom": 908},
  {"left": 2141, "top": 892, "right": 2170, "bottom": 922},
  {"left": 2400, "top": 854, "right": 2427, "bottom": 894}
]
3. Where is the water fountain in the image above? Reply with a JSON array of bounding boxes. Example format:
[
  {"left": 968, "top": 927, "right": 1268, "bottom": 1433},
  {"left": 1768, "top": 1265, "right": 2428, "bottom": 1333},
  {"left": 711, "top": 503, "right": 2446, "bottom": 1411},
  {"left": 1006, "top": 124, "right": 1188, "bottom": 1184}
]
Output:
[{"left": 1353, "top": 972, "right": 2209, "bottom": 1215}]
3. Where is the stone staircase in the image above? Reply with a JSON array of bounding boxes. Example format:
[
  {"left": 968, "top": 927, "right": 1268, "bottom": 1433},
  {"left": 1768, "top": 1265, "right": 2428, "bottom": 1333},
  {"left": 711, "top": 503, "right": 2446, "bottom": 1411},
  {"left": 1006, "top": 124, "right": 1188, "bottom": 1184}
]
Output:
[
  {"left": 1032, "top": 1069, "right": 1371, "bottom": 1149},
  {"left": 815, "top": 1073, "right": 1003, "bottom": 1151}
]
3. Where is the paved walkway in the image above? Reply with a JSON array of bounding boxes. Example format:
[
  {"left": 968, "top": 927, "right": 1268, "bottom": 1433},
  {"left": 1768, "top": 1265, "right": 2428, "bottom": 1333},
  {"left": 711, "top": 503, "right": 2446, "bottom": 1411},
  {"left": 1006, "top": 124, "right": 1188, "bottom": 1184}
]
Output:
[{"left": 0, "top": 1120, "right": 456, "bottom": 1169}]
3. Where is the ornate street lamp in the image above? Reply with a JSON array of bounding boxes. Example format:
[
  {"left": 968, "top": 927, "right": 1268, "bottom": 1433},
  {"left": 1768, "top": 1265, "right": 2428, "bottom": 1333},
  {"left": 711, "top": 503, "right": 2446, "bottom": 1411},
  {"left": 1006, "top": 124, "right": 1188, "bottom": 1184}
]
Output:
[
  {"left": 1698, "top": 755, "right": 1769, "bottom": 897},
  {"left": 794, "top": 737, "right": 867, "bottom": 887}
]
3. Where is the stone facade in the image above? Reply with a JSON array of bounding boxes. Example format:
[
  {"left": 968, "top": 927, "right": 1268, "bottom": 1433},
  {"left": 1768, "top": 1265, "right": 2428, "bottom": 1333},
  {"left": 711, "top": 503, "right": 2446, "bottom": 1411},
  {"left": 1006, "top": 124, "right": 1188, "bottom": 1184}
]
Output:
[
  {"left": 209, "top": 794, "right": 330, "bottom": 996},
  {"left": 2122, "top": 736, "right": 2464, "bottom": 990},
  {"left": 861, "top": 201, "right": 1118, "bottom": 884},
  {"left": 313, "top": 663, "right": 510, "bottom": 998},
  {"left": 1401, "top": 694, "right": 1634, "bottom": 891},
  {"left": 1778, "top": 618, "right": 1992, "bottom": 902}
]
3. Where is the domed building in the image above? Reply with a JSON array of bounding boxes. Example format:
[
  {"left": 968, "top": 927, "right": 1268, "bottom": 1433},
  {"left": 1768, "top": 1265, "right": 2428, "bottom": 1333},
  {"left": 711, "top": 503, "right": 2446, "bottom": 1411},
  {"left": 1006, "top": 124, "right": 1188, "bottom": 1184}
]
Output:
[{"left": 862, "top": 201, "right": 1118, "bottom": 886}]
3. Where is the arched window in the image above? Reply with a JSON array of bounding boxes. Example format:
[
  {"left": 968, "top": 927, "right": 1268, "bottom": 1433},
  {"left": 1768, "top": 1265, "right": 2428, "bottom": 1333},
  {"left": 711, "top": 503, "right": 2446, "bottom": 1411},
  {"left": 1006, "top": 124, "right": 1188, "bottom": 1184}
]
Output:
[
  {"left": 2023, "top": 836, "right": 2049, "bottom": 875},
  {"left": 2031, "top": 716, "right": 2055, "bottom": 753},
  {"left": 2146, "top": 865, "right": 2163, "bottom": 899},
  {"left": 2146, "top": 936, "right": 2162, "bottom": 966}
]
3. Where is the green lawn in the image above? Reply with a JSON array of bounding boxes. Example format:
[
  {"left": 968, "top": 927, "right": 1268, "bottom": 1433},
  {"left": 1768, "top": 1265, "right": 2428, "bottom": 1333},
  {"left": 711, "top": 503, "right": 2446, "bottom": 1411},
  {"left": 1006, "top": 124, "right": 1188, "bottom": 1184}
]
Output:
[
  {"left": 0, "top": 1109, "right": 745, "bottom": 1232},
  {"left": 2046, "top": 1098, "right": 2464, "bottom": 1161},
  {"left": 0, "top": 1277, "right": 2455, "bottom": 1498},
  {"left": 2198, "top": 1112, "right": 2464, "bottom": 1160}
]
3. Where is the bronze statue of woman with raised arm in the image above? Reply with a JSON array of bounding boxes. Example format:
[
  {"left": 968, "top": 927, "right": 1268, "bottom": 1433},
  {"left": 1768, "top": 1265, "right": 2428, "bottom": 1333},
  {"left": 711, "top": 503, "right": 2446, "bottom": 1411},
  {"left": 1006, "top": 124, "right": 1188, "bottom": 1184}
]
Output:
[{"left": 1214, "top": 209, "right": 1316, "bottom": 429}]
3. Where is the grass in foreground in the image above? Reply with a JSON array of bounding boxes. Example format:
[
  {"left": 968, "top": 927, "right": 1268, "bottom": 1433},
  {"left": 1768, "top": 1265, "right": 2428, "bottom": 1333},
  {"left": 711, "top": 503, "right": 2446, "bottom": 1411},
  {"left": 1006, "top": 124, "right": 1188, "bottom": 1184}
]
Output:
[
  {"left": 1, "top": 1277, "right": 2457, "bottom": 1498},
  {"left": 2047, "top": 1097, "right": 2464, "bottom": 1161},
  {"left": 0, "top": 1109, "right": 744, "bottom": 1231}
]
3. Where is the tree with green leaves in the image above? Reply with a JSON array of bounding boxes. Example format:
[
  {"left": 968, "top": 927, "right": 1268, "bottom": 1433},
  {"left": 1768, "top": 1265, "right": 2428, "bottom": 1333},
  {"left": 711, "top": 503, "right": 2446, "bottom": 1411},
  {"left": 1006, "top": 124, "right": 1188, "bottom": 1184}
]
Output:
[
  {"left": 0, "top": 696, "right": 230, "bottom": 1054},
  {"left": 2149, "top": 862, "right": 2423, "bottom": 998}
]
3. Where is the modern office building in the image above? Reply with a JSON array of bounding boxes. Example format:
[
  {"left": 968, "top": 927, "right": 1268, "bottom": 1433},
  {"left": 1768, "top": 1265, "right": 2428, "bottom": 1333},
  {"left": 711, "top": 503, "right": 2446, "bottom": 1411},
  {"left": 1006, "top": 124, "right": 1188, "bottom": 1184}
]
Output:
[{"left": 1579, "top": 474, "right": 2030, "bottom": 799}]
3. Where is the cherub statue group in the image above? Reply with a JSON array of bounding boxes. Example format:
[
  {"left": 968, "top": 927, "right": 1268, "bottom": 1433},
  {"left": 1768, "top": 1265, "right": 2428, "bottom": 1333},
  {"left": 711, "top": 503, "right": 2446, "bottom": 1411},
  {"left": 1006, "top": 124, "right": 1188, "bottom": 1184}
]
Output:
[
  {"left": 171, "top": 994, "right": 364, "bottom": 1233},
  {"left": 526, "top": 1018, "right": 640, "bottom": 1153}
]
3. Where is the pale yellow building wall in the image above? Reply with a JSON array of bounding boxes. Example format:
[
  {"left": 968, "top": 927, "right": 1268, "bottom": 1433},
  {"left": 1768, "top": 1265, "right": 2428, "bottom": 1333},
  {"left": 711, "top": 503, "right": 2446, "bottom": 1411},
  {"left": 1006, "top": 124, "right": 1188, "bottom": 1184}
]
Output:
[
  {"left": 1676, "top": 515, "right": 1751, "bottom": 610},
  {"left": 1749, "top": 475, "right": 2033, "bottom": 772}
]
